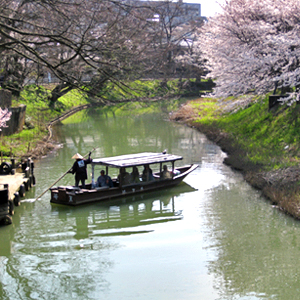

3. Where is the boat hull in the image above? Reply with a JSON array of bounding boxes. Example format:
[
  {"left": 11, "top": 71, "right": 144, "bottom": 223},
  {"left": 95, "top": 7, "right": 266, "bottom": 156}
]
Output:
[{"left": 50, "top": 164, "right": 198, "bottom": 206}]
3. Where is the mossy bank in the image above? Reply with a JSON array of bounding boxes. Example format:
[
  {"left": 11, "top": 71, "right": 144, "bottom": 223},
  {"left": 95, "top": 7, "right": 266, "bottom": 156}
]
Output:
[{"left": 171, "top": 95, "right": 300, "bottom": 219}]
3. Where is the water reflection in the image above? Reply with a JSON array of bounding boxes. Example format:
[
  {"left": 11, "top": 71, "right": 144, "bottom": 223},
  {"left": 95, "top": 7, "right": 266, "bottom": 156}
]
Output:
[
  {"left": 3, "top": 103, "right": 300, "bottom": 300},
  {"left": 0, "top": 181, "right": 197, "bottom": 300},
  {"left": 51, "top": 182, "right": 196, "bottom": 240},
  {"left": 0, "top": 197, "right": 31, "bottom": 257},
  {"left": 204, "top": 179, "right": 300, "bottom": 300},
  {"left": 53, "top": 110, "right": 206, "bottom": 170}
]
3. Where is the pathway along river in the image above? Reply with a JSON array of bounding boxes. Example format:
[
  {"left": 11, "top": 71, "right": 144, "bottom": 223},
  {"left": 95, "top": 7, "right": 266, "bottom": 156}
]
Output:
[{"left": 1, "top": 104, "right": 300, "bottom": 300}]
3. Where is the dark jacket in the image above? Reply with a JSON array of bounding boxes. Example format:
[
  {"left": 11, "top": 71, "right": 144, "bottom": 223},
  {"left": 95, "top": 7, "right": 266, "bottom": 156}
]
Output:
[{"left": 72, "top": 157, "right": 92, "bottom": 180}]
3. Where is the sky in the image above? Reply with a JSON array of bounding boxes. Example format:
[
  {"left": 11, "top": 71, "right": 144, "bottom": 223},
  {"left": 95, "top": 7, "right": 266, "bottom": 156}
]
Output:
[
  {"left": 185, "top": 0, "right": 226, "bottom": 17},
  {"left": 201, "top": 0, "right": 226, "bottom": 17}
]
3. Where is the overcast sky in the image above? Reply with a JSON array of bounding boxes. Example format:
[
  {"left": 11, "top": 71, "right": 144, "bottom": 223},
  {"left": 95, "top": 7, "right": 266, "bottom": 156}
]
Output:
[
  {"left": 202, "top": 0, "right": 225, "bottom": 17},
  {"left": 185, "top": 0, "right": 226, "bottom": 17}
]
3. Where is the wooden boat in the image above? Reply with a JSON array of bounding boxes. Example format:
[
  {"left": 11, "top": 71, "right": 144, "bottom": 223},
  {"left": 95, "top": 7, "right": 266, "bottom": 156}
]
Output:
[{"left": 50, "top": 152, "right": 198, "bottom": 206}]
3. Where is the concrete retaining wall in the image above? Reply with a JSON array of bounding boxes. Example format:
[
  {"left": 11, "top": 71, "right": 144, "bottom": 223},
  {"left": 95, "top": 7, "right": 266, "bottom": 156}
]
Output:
[
  {"left": 1, "top": 105, "right": 27, "bottom": 136},
  {"left": 0, "top": 90, "right": 12, "bottom": 108},
  {"left": 0, "top": 90, "right": 27, "bottom": 136}
]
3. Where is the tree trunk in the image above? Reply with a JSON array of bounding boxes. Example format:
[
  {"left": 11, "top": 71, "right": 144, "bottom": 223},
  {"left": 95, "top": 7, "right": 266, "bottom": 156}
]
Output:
[{"left": 48, "top": 83, "right": 73, "bottom": 108}]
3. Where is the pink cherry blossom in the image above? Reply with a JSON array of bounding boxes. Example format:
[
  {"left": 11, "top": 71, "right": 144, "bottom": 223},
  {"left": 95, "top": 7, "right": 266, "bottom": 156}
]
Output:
[
  {"left": 0, "top": 108, "right": 11, "bottom": 131},
  {"left": 195, "top": 0, "right": 300, "bottom": 103}
]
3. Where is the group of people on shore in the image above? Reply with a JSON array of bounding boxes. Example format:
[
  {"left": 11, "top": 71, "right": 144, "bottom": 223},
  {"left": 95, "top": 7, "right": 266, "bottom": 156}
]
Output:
[{"left": 70, "top": 152, "right": 172, "bottom": 189}]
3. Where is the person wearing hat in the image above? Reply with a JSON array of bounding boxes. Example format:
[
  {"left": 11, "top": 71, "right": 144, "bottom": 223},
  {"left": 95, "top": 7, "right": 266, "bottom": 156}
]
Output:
[{"left": 70, "top": 152, "right": 92, "bottom": 188}]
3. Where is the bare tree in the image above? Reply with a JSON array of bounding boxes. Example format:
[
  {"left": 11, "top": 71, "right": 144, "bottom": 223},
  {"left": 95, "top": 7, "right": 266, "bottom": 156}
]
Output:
[
  {"left": 0, "top": 0, "right": 202, "bottom": 105},
  {"left": 145, "top": 0, "right": 203, "bottom": 81},
  {"left": 0, "top": 0, "right": 161, "bottom": 104}
]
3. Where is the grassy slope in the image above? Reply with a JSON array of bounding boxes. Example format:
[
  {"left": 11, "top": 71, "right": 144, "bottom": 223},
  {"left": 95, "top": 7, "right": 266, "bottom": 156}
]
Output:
[
  {"left": 172, "top": 95, "right": 300, "bottom": 219},
  {"left": 187, "top": 95, "right": 300, "bottom": 169}
]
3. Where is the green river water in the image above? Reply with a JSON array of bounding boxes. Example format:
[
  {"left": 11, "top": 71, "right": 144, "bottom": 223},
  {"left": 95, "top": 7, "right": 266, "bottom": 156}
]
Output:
[{"left": 1, "top": 104, "right": 300, "bottom": 300}]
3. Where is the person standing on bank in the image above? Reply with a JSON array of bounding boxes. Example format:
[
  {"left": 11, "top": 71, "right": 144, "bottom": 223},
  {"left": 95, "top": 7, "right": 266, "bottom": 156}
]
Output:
[{"left": 70, "top": 152, "right": 92, "bottom": 188}]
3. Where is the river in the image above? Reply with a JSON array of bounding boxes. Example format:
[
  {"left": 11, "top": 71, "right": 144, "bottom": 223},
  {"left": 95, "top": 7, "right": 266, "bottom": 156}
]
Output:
[{"left": 1, "top": 104, "right": 300, "bottom": 300}]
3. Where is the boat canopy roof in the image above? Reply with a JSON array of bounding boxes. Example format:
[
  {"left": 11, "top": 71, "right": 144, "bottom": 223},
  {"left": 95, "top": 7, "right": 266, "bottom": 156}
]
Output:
[{"left": 91, "top": 152, "right": 183, "bottom": 168}]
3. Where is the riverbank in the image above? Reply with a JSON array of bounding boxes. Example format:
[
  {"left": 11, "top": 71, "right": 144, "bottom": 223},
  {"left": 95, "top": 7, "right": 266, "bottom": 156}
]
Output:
[
  {"left": 23, "top": 94, "right": 184, "bottom": 160},
  {"left": 170, "top": 96, "right": 300, "bottom": 219},
  {"left": 1, "top": 80, "right": 187, "bottom": 161},
  {"left": 6, "top": 85, "right": 298, "bottom": 219}
]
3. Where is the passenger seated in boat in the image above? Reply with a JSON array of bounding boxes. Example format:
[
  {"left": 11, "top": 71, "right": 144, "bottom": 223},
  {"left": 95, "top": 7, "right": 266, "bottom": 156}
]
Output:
[
  {"left": 142, "top": 164, "right": 154, "bottom": 182},
  {"left": 161, "top": 165, "right": 171, "bottom": 179},
  {"left": 130, "top": 166, "right": 140, "bottom": 183},
  {"left": 117, "top": 167, "right": 131, "bottom": 185},
  {"left": 97, "top": 170, "right": 113, "bottom": 188}
]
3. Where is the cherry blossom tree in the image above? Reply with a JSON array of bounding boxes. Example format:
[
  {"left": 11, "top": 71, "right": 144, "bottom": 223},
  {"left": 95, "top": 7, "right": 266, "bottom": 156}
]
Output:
[
  {"left": 0, "top": 108, "right": 11, "bottom": 131},
  {"left": 198, "top": 0, "right": 300, "bottom": 103},
  {"left": 175, "top": 29, "right": 207, "bottom": 82}
]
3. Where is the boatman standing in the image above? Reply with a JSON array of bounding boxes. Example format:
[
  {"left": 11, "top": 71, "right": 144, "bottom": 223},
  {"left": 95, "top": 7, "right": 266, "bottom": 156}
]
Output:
[{"left": 70, "top": 152, "right": 92, "bottom": 188}]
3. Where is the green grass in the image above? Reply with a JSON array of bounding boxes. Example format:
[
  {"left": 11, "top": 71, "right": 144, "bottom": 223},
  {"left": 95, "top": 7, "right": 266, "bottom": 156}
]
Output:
[
  {"left": 3, "top": 85, "right": 89, "bottom": 158},
  {"left": 98, "top": 79, "right": 182, "bottom": 101},
  {"left": 56, "top": 90, "right": 89, "bottom": 111},
  {"left": 190, "top": 95, "right": 300, "bottom": 169}
]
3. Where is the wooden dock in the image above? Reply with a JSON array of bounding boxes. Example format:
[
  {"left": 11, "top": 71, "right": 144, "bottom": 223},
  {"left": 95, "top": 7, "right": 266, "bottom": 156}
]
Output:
[
  {"left": 0, "top": 159, "right": 35, "bottom": 226},
  {"left": 0, "top": 173, "right": 29, "bottom": 200}
]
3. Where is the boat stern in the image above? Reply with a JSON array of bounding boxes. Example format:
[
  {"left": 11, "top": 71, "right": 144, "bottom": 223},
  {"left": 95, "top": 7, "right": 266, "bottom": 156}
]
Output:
[{"left": 50, "top": 186, "right": 79, "bottom": 205}]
